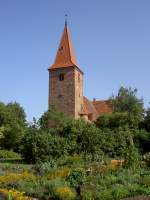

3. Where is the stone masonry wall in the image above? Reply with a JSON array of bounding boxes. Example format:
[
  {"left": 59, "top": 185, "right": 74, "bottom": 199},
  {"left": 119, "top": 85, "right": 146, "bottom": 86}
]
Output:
[
  {"left": 74, "top": 68, "right": 83, "bottom": 118},
  {"left": 48, "top": 67, "right": 76, "bottom": 117}
]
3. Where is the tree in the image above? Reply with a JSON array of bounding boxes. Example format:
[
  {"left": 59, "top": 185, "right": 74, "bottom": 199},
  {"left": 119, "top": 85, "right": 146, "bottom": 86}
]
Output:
[
  {"left": 20, "top": 127, "right": 69, "bottom": 163},
  {"left": 0, "top": 126, "right": 4, "bottom": 139},
  {"left": 39, "top": 107, "right": 72, "bottom": 131},
  {"left": 0, "top": 101, "right": 26, "bottom": 151},
  {"left": 110, "top": 87, "right": 144, "bottom": 127},
  {"left": 142, "top": 107, "right": 150, "bottom": 132},
  {"left": 95, "top": 112, "right": 134, "bottom": 129}
]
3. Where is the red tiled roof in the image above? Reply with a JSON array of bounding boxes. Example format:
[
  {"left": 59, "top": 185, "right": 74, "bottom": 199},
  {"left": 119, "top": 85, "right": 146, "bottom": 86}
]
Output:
[
  {"left": 80, "top": 98, "right": 112, "bottom": 121},
  {"left": 80, "top": 97, "right": 98, "bottom": 121},
  {"left": 93, "top": 100, "right": 112, "bottom": 115},
  {"left": 49, "top": 23, "right": 79, "bottom": 71}
]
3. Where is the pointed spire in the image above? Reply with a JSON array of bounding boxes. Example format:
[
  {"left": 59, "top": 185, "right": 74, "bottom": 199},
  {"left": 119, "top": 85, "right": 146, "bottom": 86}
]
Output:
[
  {"left": 49, "top": 21, "right": 78, "bottom": 70},
  {"left": 65, "top": 14, "right": 68, "bottom": 26}
]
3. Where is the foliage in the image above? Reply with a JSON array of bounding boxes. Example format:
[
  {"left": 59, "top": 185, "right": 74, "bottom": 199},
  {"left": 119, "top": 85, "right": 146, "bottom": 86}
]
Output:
[
  {"left": 42, "top": 178, "right": 76, "bottom": 200},
  {"left": 55, "top": 186, "right": 76, "bottom": 200},
  {"left": 46, "top": 167, "right": 70, "bottom": 180},
  {"left": 21, "top": 127, "right": 69, "bottom": 163},
  {"left": 143, "top": 152, "right": 150, "bottom": 167},
  {"left": 110, "top": 87, "right": 144, "bottom": 127},
  {"left": 0, "top": 150, "right": 21, "bottom": 159},
  {"left": 0, "top": 171, "right": 36, "bottom": 187},
  {"left": 123, "top": 140, "right": 141, "bottom": 169},
  {"left": 0, "top": 126, "right": 5, "bottom": 139},
  {"left": 0, "top": 161, "right": 150, "bottom": 200},
  {"left": 0, "top": 102, "right": 26, "bottom": 151},
  {"left": 21, "top": 109, "right": 146, "bottom": 163},
  {"left": 33, "top": 161, "right": 57, "bottom": 176},
  {"left": 66, "top": 170, "right": 86, "bottom": 187},
  {"left": 141, "top": 107, "right": 150, "bottom": 132},
  {"left": 39, "top": 107, "right": 72, "bottom": 130},
  {"left": 0, "top": 188, "right": 32, "bottom": 200},
  {"left": 0, "top": 163, "right": 31, "bottom": 175},
  {"left": 96, "top": 112, "right": 136, "bottom": 129}
]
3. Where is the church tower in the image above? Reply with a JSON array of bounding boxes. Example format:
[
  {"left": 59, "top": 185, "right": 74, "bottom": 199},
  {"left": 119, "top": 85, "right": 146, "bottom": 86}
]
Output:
[{"left": 48, "top": 22, "right": 84, "bottom": 118}]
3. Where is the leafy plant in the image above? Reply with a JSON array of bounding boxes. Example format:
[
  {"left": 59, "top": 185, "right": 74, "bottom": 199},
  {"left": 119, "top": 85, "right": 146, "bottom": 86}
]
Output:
[
  {"left": 143, "top": 152, "right": 150, "bottom": 167},
  {"left": 0, "top": 150, "right": 21, "bottom": 159}
]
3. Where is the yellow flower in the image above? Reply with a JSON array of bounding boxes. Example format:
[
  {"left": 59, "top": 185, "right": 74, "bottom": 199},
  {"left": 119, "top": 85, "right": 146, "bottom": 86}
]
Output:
[
  {"left": 55, "top": 186, "right": 76, "bottom": 200},
  {"left": 0, "top": 171, "right": 36, "bottom": 184},
  {"left": 46, "top": 167, "right": 70, "bottom": 180},
  {"left": 0, "top": 188, "right": 32, "bottom": 200}
]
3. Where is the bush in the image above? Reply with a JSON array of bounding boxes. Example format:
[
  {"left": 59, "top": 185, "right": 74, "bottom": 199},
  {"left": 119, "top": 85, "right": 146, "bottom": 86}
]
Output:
[
  {"left": 66, "top": 170, "right": 86, "bottom": 187},
  {"left": 43, "top": 178, "right": 76, "bottom": 200},
  {"left": 123, "top": 143, "right": 141, "bottom": 169},
  {"left": 95, "top": 112, "right": 133, "bottom": 129},
  {"left": 0, "top": 188, "right": 32, "bottom": 200},
  {"left": 17, "top": 180, "right": 45, "bottom": 199},
  {"left": 46, "top": 167, "right": 70, "bottom": 180},
  {"left": 0, "top": 171, "right": 36, "bottom": 184},
  {"left": 0, "top": 150, "right": 21, "bottom": 159},
  {"left": 143, "top": 152, "right": 150, "bottom": 167},
  {"left": 33, "top": 161, "right": 57, "bottom": 176},
  {"left": 21, "top": 127, "right": 69, "bottom": 163},
  {"left": 0, "top": 102, "right": 26, "bottom": 151}
]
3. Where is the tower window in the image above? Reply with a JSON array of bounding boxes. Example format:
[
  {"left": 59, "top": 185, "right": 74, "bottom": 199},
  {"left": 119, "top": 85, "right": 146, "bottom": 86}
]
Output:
[
  {"left": 59, "top": 73, "right": 64, "bottom": 81},
  {"left": 59, "top": 46, "right": 63, "bottom": 51}
]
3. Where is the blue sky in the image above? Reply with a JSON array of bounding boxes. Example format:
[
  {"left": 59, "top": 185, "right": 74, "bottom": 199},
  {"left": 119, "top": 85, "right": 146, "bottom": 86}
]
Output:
[{"left": 0, "top": 0, "right": 150, "bottom": 121}]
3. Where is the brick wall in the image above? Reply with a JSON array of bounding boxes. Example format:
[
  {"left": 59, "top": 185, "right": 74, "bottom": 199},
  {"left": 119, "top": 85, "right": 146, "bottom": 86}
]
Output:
[{"left": 48, "top": 66, "right": 83, "bottom": 118}]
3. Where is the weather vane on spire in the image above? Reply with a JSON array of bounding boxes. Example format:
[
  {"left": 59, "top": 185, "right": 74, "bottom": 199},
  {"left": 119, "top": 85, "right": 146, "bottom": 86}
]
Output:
[{"left": 65, "top": 14, "right": 68, "bottom": 26}]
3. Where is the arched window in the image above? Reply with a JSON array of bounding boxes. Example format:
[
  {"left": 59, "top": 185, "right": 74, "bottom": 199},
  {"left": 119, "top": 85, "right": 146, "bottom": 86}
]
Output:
[{"left": 59, "top": 73, "right": 64, "bottom": 81}]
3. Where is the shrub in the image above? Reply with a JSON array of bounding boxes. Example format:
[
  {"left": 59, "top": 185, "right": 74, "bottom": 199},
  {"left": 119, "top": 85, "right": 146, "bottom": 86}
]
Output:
[
  {"left": 46, "top": 167, "right": 70, "bottom": 180},
  {"left": 43, "top": 178, "right": 76, "bottom": 200},
  {"left": 0, "top": 171, "right": 36, "bottom": 188},
  {"left": 95, "top": 112, "right": 134, "bottom": 129},
  {"left": 66, "top": 170, "right": 86, "bottom": 187},
  {"left": 55, "top": 186, "right": 76, "bottom": 200},
  {"left": 33, "top": 161, "right": 57, "bottom": 176},
  {"left": 0, "top": 102, "right": 27, "bottom": 151},
  {"left": 0, "top": 150, "right": 21, "bottom": 159},
  {"left": 123, "top": 143, "right": 140, "bottom": 169},
  {"left": 17, "top": 180, "right": 44, "bottom": 199},
  {"left": 143, "top": 152, "right": 150, "bottom": 167},
  {"left": 81, "top": 191, "right": 94, "bottom": 200},
  {"left": 0, "top": 188, "right": 32, "bottom": 200},
  {"left": 0, "top": 163, "right": 31, "bottom": 174},
  {"left": 21, "top": 128, "right": 69, "bottom": 163}
]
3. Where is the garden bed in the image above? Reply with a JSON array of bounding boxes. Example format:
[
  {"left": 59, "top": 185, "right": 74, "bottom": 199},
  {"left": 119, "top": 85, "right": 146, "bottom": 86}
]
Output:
[{"left": 122, "top": 196, "right": 150, "bottom": 200}]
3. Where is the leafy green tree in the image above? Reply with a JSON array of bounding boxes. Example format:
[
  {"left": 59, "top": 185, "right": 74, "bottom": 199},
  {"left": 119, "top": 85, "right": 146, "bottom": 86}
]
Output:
[
  {"left": 0, "top": 101, "right": 26, "bottom": 151},
  {"left": 142, "top": 107, "right": 150, "bottom": 132},
  {"left": 6, "top": 102, "right": 26, "bottom": 126},
  {"left": 38, "top": 110, "right": 104, "bottom": 161},
  {"left": 96, "top": 112, "right": 134, "bottom": 129},
  {"left": 0, "top": 126, "right": 5, "bottom": 139},
  {"left": 110, "top": 87, "right": 144, "bottom": 127},
  {"left": 39, "top": 107, "right": 72, "bottom": 131},
  {"left": 21, "top": 127, "right": 69, "bottom": 163},
  {"left": 123, "top": 137, "right": 140, "bottom": 169}
]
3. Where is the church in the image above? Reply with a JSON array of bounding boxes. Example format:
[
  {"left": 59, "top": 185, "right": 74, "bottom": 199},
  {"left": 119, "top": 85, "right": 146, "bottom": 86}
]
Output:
[{"left": 48, "top": 22, "right": 111, "bottom": 122}]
